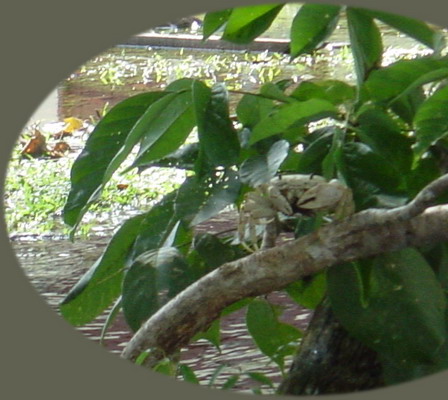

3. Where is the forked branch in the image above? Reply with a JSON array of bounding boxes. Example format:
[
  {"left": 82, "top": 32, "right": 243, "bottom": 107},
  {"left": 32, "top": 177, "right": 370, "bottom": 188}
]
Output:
[{"left": 121, "top": 174, "right": 448, "bottom": 367}]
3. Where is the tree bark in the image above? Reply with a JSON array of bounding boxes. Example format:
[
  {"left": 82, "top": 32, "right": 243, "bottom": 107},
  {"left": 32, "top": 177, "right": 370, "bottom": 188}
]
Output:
[
  {"left": 121, "top": 168, "right": 448, "bottom": 369},
  {"left": 121, "top": 205, "right": 448, "bottom": 366},
  {"left": 278, "top": 298, "right": 384, "bottom": 395}
]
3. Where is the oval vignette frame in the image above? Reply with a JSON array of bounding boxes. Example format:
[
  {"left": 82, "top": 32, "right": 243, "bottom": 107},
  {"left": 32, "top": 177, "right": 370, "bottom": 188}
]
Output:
[{"left": 2, "top": 1, "right": 448, "bottom": 400}]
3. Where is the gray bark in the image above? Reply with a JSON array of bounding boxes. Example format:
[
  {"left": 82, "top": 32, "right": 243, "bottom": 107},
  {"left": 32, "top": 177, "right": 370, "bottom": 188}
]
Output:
[
  {"left": 278, "top": 298, "right": 384, "bottom": 395},
  {"left": 122, "top": 174, "right": 448, "bottom": 369},
  {"left": 121, "top": 204, "right": 448, "bottom": 366}
]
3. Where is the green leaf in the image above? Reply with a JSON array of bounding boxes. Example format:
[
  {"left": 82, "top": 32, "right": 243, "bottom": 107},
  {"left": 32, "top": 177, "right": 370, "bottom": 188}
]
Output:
[
  {"left": 196, "top": 83, "right": 240, "bottom": 166},
  {"left": 130, "top": 89, "right": 197, "bottom": 168},
  {"left": 291, "top": 80, "right": 355, "bottom": 105},
  {"left": 222, "top": 375, "right": 240, "bottom": 390},
  {"left": 175, "top": 171, "right": 241, "bottom": 227},
  {"left": 236, "top": 94, "right": 274, "bottom": 128},
  {"left": 414, "top": 85, "right": 448, "bottom": 157},
  {"left": 389, "top": 87, "right": 426, "bottom": 125},
  {"left": 273, "top": 78, "right": 295, "bottom": 91},
  {"left": 392, "top": 68, "right": 448, "bottom": 106},
  {"left": 160, "top": 219, "right": 191, "bottom": 251},
  {"left": 239, "top": 140, "right": 289, "bottom": 186},
  {"left": 259, "top": 82, "right": 292, "bottom": 103},
  {"left": 122, "top": 252, "right": 157, "bottom": 332},
  {"left": 363, "top": 8, "right": 441, "bottom": 49},
  {"left": 174, "top": 176, "right": 209, "bottom": 224},
  {"left": 249, "top": 99, "right": 337, "bottom": 145},
  {"left": 192, "top": 79, "right": 211, "bottom": 123},
  {"left": 222, "top": 4, "right": 284, "bottom": 44},
  {"left": 60, "top": 213, "right": 145, "bottom": 325},
  {"left": 294, "top": 215, "right": 322, "bottom": 238},
  {"left": 341, "top": 142, "right": 402, "bottom": 195},
  {"left": 113, "top": 92, "right": 178, "bottom": 165},
  {"left": 364, "top": 58, "right": 448, "bottom": 103},
  {"left": 208, "top": 365, "right": 227, "bottom": 387},
  {"left": 319, "top": 80, "right": 357, "bottom": 106},
  {"left": 421, "top": 243, "right": 448, "bottom": 292},
  {"left": 153, "top": 358, "right": 177, "bottom": 376},
  {"left": 404, "top": 155, "right": 440, "bottom": 198},
  {"left": 327, "top": 249, "right": 447, "bottom": 367},
  {"left": 194, "top": 233, "right": 244, "bottom": 270},
  {"left": 192, "top": 318, "right": 221, "bottom": 350},
  {"left": 246, "top": 298, "right": 302, "bottom": 370},
  {"left": 321, "top": 126, "right": 345, "bottom": 179},
  {"left": 381, "top": 349, "right": 448, "bottom": 385},
  {"left": 63, "top": 92, "right": 166, "bottom": 229},
  {"left": 134, "top": 350, "right": 150, "bottom": 365},
  {"left": 137, "top": 142, "right": 199, "bottom": 172},
  {"left": 221, "top": 298, "right": 253, "bottom": 317},
  {"left": 296, "top": 127, "right": 336, "bottom": 175},
  {"left": 346, "top": 8, "right": 383, "bottom": 84},
  {"left": 356, "top": 106, "right": 413, "bottom": 174},
  {"left": 99, "top": 296, "right": 122, "bottom": 344},
  {"left": 290, "top": 3, "right": 341, "bottom": 57},
  {"left": 192, "top": 171, "right": 241, "bottom": 226},
  {"left": 291, "top": 82, "right": 327, "bottom": 101},
  {"left": 437, "top": 245, "right": 448, "bottom": 291},
  {"left": 122, "top": 247, "right": 192, "bottom": 331},
  {"left": 286, "top": 272, "right": 327, "bottom": 310},
  {"left": 202, "top": 9, "right": 232, "bottom": 40},
  {"left": 179, "top": 364, "right": 200, "bottom": 384},
  {"left": 126, "top": 191, "right": 178, "bottom": 261},
  {"left": 191, "top": 80, "right": 212, "bottom": 173},
  {"left": 246, "top": 372, "right": 274, "bottom": 388}
]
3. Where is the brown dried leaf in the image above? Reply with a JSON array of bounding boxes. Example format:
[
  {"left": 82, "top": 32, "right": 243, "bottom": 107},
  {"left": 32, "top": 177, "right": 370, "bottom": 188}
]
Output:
[
  {"left": 116, "top": 184, "right": 129, "bottom": 190},
  {"left": 49, "top": 141, "right": 71, "bottom": 158},
  {"left": 21, "top": 129, "right": 48, "bottom": 158}
]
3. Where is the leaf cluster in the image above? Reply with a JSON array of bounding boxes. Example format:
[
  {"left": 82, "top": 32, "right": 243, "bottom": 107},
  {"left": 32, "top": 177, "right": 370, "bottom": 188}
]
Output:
[{"left": 60, "top": 2, "right": 448, "bottom": 390}]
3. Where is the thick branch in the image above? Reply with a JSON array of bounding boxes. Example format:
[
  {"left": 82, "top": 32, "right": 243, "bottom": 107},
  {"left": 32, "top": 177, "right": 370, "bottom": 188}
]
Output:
[
  {"left": 356, "top": 173, "right": 448, "bottom": 223},
  {"left": 121, "top": 205, "right": 448, "bottom": 366}
]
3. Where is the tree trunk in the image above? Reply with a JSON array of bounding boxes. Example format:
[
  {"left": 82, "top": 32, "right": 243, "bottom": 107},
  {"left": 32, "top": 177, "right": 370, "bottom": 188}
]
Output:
[{"left": 278, "top": 297, "right": 385, "bottom": 395}]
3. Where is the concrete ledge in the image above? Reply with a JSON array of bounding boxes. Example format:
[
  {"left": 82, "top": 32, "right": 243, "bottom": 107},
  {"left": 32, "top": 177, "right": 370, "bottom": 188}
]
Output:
[{"left": 122, "top": 33, "right": 290, "bottom": 52}]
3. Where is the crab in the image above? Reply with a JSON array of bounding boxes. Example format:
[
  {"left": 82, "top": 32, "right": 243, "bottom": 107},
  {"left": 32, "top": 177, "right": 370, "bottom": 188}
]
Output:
[{"left": 238, "top": 174, "right": 354, "bottom": 249}]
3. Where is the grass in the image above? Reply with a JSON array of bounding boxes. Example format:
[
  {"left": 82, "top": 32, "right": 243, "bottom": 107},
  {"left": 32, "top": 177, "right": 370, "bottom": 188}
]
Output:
[{"left": 5, "top": 137, "right": 186, "bottom": 239}]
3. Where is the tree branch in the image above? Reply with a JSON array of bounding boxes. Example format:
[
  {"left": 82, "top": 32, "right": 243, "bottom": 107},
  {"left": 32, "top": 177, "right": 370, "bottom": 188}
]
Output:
[{"left": 121, "top": 175, "right": 448, "bottom": 367}]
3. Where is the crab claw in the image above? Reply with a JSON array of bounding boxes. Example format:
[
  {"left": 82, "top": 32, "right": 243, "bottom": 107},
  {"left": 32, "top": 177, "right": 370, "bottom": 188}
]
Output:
[
  {"left": 296, "top": 180, "right": 347, "bottom": 211},
  {"left": 263, "top": 185, "right": 294, "bottom": 216},
  {"left": 242, "top": 192, "right": 279, "bottom": 220}
]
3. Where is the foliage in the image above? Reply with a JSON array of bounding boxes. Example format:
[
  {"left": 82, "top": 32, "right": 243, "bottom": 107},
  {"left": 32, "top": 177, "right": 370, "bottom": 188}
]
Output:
[{"left": 60, "top": 2, "right": 448, "bottom": 392}]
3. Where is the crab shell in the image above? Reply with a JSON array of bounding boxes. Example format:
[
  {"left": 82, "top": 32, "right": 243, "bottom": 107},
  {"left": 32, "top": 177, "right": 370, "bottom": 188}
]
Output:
[
  {"left": 241, "top": 174, "right": 353, "bottom": 225},
  {"left": 265, "top": 174, "right": 327, "bottom": 216},
  {"left": 293, "top": 178, "right": 352, "bottom": 215}
]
